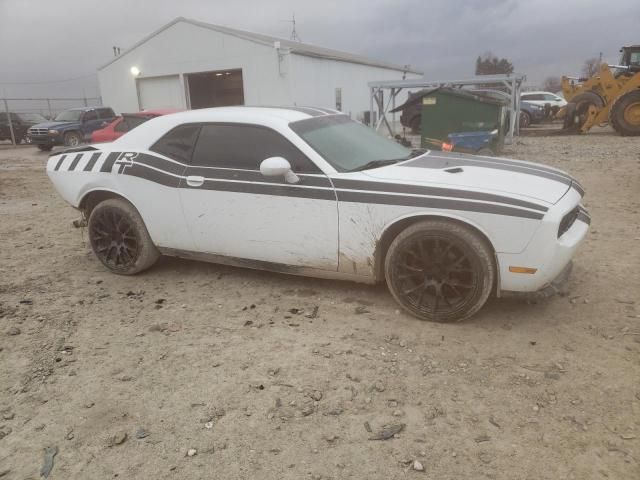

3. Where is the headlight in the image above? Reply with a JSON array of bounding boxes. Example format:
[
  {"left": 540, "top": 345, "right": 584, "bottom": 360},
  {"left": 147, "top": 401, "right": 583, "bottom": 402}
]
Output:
[{"left": 48, "top": 129, "right": 59, "bottom": 135}]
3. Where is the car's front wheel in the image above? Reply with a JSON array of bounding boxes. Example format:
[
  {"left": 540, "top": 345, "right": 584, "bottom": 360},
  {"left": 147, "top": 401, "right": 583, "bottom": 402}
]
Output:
[
  {"left": 64, "top": 131, "right": 82, "bottom": 147},
  {"left": 88, "top": 198, "right": 159, "bottom": 275},
  {"left": 384, "top": 220, "right": 495, "bottom": 322}
]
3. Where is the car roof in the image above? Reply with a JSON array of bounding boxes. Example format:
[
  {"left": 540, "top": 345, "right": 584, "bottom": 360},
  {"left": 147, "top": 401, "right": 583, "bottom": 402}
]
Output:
[
  {"left": 67, "top": 106, "right": 113, "bottom": 111},
  {"left": 521, "top": 91, "right": 557, "bottom": 95},
  {"left": 112, "top": 106, "right": 343, "bottom": 149}
]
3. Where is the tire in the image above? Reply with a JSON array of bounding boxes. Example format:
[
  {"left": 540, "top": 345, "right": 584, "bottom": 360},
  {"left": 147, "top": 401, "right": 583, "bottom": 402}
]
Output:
[
  {"left": 610, "top": 90, "right": 640, "bottom": 136},
  {"left": 384, "top": 220, "right": 495, "bottom": 323},
  {"left": 64, "top": 131, "right": 82, "bottom": 147},
  {"left": 519, "top": 111, "right": 531, "bottom": 128},
  {"left": 566, "top": 91, "right": 604, "bottom": 131},
  {"left": 37, "top": 144, "right": 52, "bottom": 151},
  {"left": 475, "top": 147, "right": 493, "bottom": 156},
  {"left": 410, "top": 115, "right": 421, "bottom": 134},
  {"left": 88, "top": 198, "right": 160, "bottom": 275}
]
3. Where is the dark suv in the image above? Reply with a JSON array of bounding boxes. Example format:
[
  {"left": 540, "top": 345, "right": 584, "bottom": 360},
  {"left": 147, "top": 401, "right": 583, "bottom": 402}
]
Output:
[
  {"left": 0, "top": 112, "right": 48, "bottom": 144},
  {"left": 28, "top": 107, "right": 116, "bottom": 151}
]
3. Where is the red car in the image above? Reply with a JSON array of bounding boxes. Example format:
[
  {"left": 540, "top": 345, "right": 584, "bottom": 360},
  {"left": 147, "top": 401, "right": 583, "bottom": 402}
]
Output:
[{"left": 90, "top": 109, "right": 180, "bottom": 143}]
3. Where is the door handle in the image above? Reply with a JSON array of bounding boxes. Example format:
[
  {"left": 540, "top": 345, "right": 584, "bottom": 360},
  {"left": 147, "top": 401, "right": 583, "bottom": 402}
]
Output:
[{"left": 186, "top": 175, "right": 205, "bottom": 187}]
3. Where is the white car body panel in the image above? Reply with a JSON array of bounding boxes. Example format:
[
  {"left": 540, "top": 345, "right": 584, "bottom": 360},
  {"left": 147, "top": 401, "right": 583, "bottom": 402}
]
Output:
[
  {"left": 46, "top": 106, "right": 589, "bottom": 294},
  {"left": 520, "top": 91, "right": 568, "bottom": 109}
]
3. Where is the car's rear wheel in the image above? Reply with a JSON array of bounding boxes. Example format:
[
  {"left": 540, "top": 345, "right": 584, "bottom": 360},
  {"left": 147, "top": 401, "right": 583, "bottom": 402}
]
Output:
[
  {"left": 88, "top": 198, "right": 159, "bottom": 275},
  {"left": 64, "top": 131, "right": 82, "bottom": 147},
  {"left": 384, "top": 220, "right": 495, "bottom": 322},
  {"left": 519, "top": 111, "right": 531, "bottom": 128}
]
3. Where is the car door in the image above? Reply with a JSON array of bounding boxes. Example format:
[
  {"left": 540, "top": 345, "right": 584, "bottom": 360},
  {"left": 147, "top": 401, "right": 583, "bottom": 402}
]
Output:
[
  {"left": 80, "top": 110, "right": 102, "bottom": 138},
  {"left": 177, "top": 123, "right": 339, "bottom": 271}
]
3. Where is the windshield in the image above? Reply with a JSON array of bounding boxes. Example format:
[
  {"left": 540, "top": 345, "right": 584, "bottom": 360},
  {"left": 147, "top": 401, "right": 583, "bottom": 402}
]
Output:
[
  {"left": 289, "top": 116, "right": 412, "bottom": 172},
  {"left": 20, "top": 113, "right": 47, "bottom": 123},
  {"left": 54, "top": 110, "right": 83, "bottom": 122}
]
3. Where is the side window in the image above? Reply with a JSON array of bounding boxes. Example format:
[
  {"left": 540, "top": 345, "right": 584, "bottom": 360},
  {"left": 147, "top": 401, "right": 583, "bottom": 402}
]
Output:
[
  {"left": 83, "top": 110, "right": 98, "bottom": 122},
  {"left": 543, "top": 94, "right": 557, "bottom": 101},
  {"left": 97, "top": 108, "right": 115, "bottom": 119},
  {"left": 150, "top": 124, "right": 200, "bottom": 163},
  {"left": 191, "top": 124, "right": 320, "bottom": 173}
]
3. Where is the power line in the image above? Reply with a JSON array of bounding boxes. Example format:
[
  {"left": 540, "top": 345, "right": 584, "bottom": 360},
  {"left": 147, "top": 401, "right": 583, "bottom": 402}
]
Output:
[{"left": 0, "top": 73, "right": 97, "bottom": 86}]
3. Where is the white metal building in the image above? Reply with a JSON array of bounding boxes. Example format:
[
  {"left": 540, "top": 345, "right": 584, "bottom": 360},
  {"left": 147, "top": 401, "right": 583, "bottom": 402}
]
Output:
[{"left": 97, "top": 17, "right": 422, "bottom": 121}]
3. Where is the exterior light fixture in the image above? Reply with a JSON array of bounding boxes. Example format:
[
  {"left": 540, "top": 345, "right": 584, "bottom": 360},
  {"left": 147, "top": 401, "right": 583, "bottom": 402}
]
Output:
[
  {"left": 215, "top": 73, "right": 223, "bottom": 76},
  {"left": 130, "top": 66, "right": 141, "bottom": 77}
]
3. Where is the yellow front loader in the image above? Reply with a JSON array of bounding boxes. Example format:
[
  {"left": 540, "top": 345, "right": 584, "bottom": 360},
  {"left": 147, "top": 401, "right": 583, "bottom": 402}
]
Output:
[{"left": 561, "top": 45, "right": 640, "bottom": 136}]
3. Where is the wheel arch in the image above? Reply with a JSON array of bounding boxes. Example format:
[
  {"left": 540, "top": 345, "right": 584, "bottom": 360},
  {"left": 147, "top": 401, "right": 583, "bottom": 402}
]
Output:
[
  {"left": 78, "top": 188, "right": 138, "bottom": 218},
  {"left": 373, "top": 213, "right": 497, "bottom": 282}
]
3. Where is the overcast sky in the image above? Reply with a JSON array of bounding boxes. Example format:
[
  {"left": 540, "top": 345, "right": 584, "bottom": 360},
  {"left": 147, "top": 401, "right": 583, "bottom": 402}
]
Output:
[{"left": 1, "top": 0, "right": 638, "bottom": 99}]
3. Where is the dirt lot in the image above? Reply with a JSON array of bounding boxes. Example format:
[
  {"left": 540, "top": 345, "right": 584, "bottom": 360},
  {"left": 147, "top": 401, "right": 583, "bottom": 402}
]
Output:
[{"left": 1, "top": 130, "right": 639, "bottom": 480}]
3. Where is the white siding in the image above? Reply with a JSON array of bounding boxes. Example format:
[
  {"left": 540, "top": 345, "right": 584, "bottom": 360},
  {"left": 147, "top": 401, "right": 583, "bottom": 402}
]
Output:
[
  {"left": 99, "top": 21, "right": 291, "bottom": 113},
  {"left": 98, "top": 20, "right": 420, "bottom": 117},
  {"left": 289, "top": 55, "right": 421, "bottom": 121}
]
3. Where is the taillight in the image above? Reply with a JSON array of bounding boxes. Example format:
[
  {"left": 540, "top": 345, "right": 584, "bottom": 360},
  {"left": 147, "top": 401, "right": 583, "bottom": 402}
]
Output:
[{"left": 442, "top": 142, "right": 453, "bottom": 152}]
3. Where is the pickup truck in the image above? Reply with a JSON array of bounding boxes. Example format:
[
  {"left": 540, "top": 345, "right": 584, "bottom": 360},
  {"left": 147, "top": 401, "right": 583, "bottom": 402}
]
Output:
[
  {"left": 0, "top": 112, "right": 47, "bottom": 144},
  {"left": 28, "top": 107, "right": 116, "bottom": 151}
]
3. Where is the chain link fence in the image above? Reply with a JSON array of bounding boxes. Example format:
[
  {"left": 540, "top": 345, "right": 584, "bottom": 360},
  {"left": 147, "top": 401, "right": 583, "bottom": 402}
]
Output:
[{"left": 1, "top": 97, "right": 102, "bottom": 145}]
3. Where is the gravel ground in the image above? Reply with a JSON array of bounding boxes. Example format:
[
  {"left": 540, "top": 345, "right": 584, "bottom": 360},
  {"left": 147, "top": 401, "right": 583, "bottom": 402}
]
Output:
[{"left": 0, "top": 128, "right": 639, "bottom": 479}]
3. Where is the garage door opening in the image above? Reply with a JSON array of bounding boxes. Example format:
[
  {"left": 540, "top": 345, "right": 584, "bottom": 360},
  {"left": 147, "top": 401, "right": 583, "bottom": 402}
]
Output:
[{"left": 186, "top": 69, "right": 244, "bottom": 109}]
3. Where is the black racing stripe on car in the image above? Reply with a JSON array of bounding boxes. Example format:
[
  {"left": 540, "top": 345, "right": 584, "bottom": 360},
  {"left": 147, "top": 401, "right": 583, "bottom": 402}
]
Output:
[
  {"left": 134, "top": 153, "right": 186, "bottom": 176},
  {"left": 425, "top": 152, "right": 575, "bottom": 182},
  {"left": 332, "top": 178, "right": 548, "bottom": 212},
  {"left": 68, "top": 153, "right": 83, "bottom": 171},
  {"left": 84, "top": 152, "right": 102, "bottom": 172},
  {"left": 54, "top": 155, "right": 67, "bottom": 171},
  {"left": 337, "top": 191, "right": 544, "bottom": 220},
  {"left": 577, "top": 210, "right": 591, "bottom": 225},
  {"left": 187, "top": 167, "right": 333, "bottom": 188},
  {"left": 403, "top": 155, "right": 573, "bottom": 186},
  {"left": 100, "top": 152, "right": 121, "bottom": 173},
  {"left": 191, "top": 179, "right": 337, "bottom": 201},
  {"left": 572, "top": 181, "right": 585, "bottom": 197},
  {"left": 124, "top": 164, "right": 182, "bottom": 188}
]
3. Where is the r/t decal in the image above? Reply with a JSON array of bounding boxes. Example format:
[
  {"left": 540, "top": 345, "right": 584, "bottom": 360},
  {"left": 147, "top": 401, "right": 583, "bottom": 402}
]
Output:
[{"left": 115, "top": 152, "right": 138, "bottom": 174}]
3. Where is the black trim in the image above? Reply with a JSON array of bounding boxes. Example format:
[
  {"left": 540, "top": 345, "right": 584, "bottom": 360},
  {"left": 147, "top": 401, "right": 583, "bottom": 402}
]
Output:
[
  {"left": 68, "top": 153, "right": 83, "bottom": 171},
  {"left": 125, "top": 164, "right": 182, "bottom": 188},
  {"left": 84, "top": 152, "right": 102, "bottom": 171},
  {"left": 572, "top": 182, "right": 585, "bottom": 197},
  {"left": 332, "top": 178, "right": 548, "bottom": 212},
  {"left": 404, "top": 154, "right": 575, "bottom": 187},
  {"left": 99, "top": 152, "right": 121, "bottom": 173},
  {"left": 54, "top": 155, "right": 67, "bottom": 171},
  {"left": 135, "top": 153, "right": 186, "bottom": 176},
  {"left": 336, "top": 191, "right": 544, "bottom": 220}
]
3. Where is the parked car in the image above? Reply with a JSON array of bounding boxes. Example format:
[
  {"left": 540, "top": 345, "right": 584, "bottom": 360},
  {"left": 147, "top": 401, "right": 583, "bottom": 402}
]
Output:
[
  {"left": 520, "top": 91, "right": 567, "bottom": 112},
  {"left": 519, "top": 101, "right": 546, "bottom": 128},
  {"left": 28, "top": 107, "right": 116, "bottom": 151},
  {"left": 91, "top": 109, "right": 180, "bottom": 143},
  {"left": 0, "top": 112, "right": 47, "bottom": 143},
  {"left": 46, "top": 106, "right": 589, "bottom": 323}
]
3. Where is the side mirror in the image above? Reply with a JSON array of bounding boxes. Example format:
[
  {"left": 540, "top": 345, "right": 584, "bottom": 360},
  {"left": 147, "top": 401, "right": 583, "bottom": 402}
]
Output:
[{"left": 260, "top": 157, "right": 299, "bottom": 184}]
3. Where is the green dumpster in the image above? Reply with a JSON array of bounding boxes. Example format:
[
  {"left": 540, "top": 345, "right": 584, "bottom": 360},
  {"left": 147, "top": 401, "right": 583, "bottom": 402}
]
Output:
[{"left": 419, "top": 88, "right": 507, "bottom": 152}]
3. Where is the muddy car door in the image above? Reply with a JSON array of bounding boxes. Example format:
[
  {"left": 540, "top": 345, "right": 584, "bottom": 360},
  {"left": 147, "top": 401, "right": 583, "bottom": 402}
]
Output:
[{"left": 178, "top": 123, "right": 339, "bottom": 271}]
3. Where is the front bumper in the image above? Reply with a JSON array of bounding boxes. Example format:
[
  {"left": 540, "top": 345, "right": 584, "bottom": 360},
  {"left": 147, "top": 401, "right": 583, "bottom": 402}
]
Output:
[
  {"left": 28, "top": 134, "right": 62, "bottom": 146},
  {"left": 497, "top": 188, "right": 589, "bottom": 294}
]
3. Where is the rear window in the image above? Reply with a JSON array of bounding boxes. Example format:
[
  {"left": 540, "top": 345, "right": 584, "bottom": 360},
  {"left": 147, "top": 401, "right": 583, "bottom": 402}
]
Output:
[{"left": 150, "top": 124, "right": 201, "bottom": 163}]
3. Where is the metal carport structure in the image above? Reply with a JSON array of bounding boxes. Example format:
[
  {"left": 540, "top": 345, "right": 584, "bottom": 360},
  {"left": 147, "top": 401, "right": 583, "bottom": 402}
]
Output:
[{"left": 368, "top": 74, "right": 526, "bottom": 144}]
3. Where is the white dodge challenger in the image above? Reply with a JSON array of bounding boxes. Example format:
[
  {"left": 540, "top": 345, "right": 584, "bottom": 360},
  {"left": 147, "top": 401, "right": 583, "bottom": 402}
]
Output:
[{"left": 46, "top": 106, "right": 590, "bottom": 322}]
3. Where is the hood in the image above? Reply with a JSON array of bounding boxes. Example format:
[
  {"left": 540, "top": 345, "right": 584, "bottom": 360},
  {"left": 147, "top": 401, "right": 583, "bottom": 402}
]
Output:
[
  {"left": 363, "top": 151, "right": 578, "bottom": 205},
  {"left": 30, "top": 121, "right": 77, "bottom": 130}
]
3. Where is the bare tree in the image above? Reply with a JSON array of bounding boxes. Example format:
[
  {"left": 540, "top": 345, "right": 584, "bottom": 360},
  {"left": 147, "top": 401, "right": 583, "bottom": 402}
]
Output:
[
  {"left": 542, "top": 76, "right": 562, "bottom": 93},
  {"left": 582, "top": 57, "right": 601, "bottom": 78}
]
